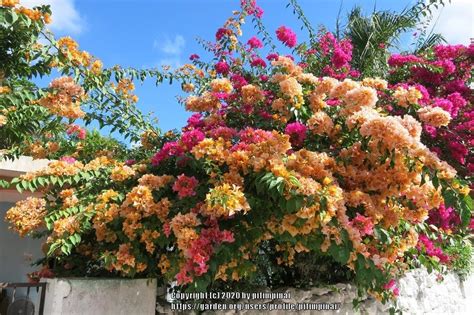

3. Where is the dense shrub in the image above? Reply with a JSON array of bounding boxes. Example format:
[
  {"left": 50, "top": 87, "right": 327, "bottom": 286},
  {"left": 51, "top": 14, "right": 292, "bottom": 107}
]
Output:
[{"left": 3, "top": 0, "right": 472, "bottom": 307}]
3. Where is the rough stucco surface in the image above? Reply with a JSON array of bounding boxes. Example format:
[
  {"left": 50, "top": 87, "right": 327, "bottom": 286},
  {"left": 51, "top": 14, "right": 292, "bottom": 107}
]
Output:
[
  {"left": 39, "top": 267, "right": 473, "bottom": 315},
  {"left": 155, "top": 267, "right": 474, "bottom": 315},
  {"left": 42, "top": 278, "right": 157, "bottom": 315}
]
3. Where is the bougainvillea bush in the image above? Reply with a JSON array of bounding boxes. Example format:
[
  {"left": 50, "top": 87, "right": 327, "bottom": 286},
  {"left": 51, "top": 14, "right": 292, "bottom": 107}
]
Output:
[{"left": 3, "top": 0, "right": 473, "bottom": 308}]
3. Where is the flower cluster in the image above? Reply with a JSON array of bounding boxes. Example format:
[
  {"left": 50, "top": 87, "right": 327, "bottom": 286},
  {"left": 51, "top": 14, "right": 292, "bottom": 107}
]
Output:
[
  {"left": 37, "top": 76, "right": 85, "bottom": 119},
  {"left": 6, "top": 197, "right": 47, "bottom": 237},
  {"left": 387, "top": 44, "right": 473, "bottom": 178}
]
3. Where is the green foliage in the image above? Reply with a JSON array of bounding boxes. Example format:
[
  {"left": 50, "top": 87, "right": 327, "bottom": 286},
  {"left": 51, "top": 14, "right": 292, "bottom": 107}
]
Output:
[
  {"left": 52, "top": 129, "right": 129, "bottom": 162},
  {"left": 0, "top": 3, "right": 160, "bottom": 160},
  {"left": 0, "top": 5, "right": 53, "bottom": 79},
  {"left": 445, "top": 239, "right": 473, "bottom": 280},
  {"left": 344, "top": 0, "right": 449, "bottom": 77},
  {"left": 345, "top": 6, "right": 417, "bottom": 77}
]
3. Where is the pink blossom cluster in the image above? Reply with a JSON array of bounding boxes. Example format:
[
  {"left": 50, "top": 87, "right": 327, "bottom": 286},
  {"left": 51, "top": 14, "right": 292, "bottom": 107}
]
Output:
[
  {"left": 276, "top": 26, "right": 297, "bottom": 48},
  {"left": 151, "top": 142, "right": 184, "bottom": 166},
  {"left": 426, "top": 203, "right": 460, "bottom": 232},
  {"left": 181, "top": 129, "right": 205, "bottom": 150},
  {"left": 240, "top": 0, "right": 264, "bottom": 18},
  {"left": 284, "top": 122, "right": 307, "bottom": 148},
  {"left": 349, "top": 213, "right": 374, "bottom": 236},
  {"left": 59, "top": 156, "right": 77, "bottom": 164},
  {"left": 417, "top": 234, "right": 450, "bottom": 263},
  {"left": 215, "top": 61, "right": 230, "bottom": 75},
  {"left": 247, "top": 36, "right": 263, "bottom": 49},
  {"left": 388, "top": 44, "right": 473, "bottom": 176},
  {"left": 307, "top": 32, "right": 359, "bottom": 79},
  {"left": 176, "top": 224, "right": 234, "bottom": 285},
  {"left": 66, "top": 124, "right": 86, "bottom": 140},
  {"left": 383, "top": 279, "right": 400, "bottom": 296},
  {"left": 388, "top": 54, "right": 423, "bottom": 67},
  {"left": 172, "top": 174, "right": 199, "bottom": 199}
]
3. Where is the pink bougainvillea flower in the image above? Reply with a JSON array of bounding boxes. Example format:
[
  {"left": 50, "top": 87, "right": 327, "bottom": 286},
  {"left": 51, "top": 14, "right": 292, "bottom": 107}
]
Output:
[
  {"left": 230, "top": 73, "right": 248, "bottom": 89},
  {"left": 151, "top": 141, "right": 184, "bottom": 166},
  {"left": 427, "top": 204, "right": 460, "bottom": 232},
  {"left": 285, "top": 122, "right": 307, "bottom": 147},
  {"left": 125, "top": 159, "right": 136, "bottom": 166},
  {"left": 388, "top": 54, "right": 423, "bottom": 67},
  {"left": 59, "top": 156, "right": 76, "bottom": 164},
  {"left": 424, "top": 125, "right": 437, "bottom": 138},
  {"left": 247, "top": 36, "right": 263, "bottom": 49},
  {"left": 350, "top": 213, "right": 374, "bottom": 236},
  {"left": 66, "top": 124, "right": 86, "bottom": 140},
  {"left": 276, "top": 26, "right": 297, "bottom": 48},
  {"left": 172, "top": 174, "right": 199, "bottom": 199},
  {"left": 176, "top": 268, "right": 193, "bottom": 285},
  {"left": 215, "top": 28, "right": 230, "bottom": 40},
  {"left": 383, "top": 279, "right": 396, "bottom": 290},
  {"left": 189, "top": 54, "right": 200, "bottom": 60},
  {"left": 181, "top": 129, "right": 205, "bottom": 150},
  {"left": 469, "top": 218, "right": 474, "bottom": 230},
  {"left": 331, "top": 46, "right": 351, "bottom": 69},
  {"left": 266, "top": 53, "right": 279, "bottom": 61},
  {"left": 417, "top": 234, "right": 450, "bottom": 263},
  {"left": 215, "top": 61, "right": 230, "bottom": 75},
  {"left": 250, "top": 57, "right": 266, "bottom": 68},
  {"left": 241, "top": 0, "right": 264, "bottom": 18},
  {"left": 186, "top": 113, "right": 204, "bottom": 129}
]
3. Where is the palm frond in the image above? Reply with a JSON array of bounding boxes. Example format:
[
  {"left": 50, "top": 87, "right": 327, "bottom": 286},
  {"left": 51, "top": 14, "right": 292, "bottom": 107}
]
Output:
[
  {"left": 345, "top": 5, "right": 419, "bottom": 77},
  {"left": 414, "top": 33, "right": 446, "bottom": 54}
]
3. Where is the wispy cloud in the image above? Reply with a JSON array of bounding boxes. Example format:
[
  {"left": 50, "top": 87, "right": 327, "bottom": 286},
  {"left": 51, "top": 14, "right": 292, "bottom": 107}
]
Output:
[
  {"left": 154, "top": 34, "right": 186, "bottom": 69},
  {"left": 22, "top": 0, "right": 84, "bottom": 34},
  {"left": 428, "top": 0, "right": 473, "bottom": 45},
  {"left": 155, "top": 35, "right": 186, "bottom": 55}
]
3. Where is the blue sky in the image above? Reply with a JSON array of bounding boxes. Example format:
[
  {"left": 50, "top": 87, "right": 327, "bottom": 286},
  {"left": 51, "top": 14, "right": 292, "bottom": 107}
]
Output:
[{"left": 23, "top": 0, "right": 473, "bottom": 138}]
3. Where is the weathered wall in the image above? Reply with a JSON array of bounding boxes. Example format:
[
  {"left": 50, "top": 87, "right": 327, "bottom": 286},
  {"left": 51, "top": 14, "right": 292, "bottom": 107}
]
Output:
[
  {"left": 156, "top": 266, "right": 474, "bottom": 315},
  {"left": 43, "top": 278, "right": 157, "bottom": 315}
]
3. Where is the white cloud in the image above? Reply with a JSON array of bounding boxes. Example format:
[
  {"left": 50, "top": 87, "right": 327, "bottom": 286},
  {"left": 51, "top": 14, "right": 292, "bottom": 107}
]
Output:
[
  {"left": 428, "top": 0, "right": 473, "bottom": 45},
  {"left": 22, "top": 0, "right": 83, "bottom": 34},
  {"left": 154, "top": 35, "right": 186, "bottom": 55},
  {"left": 154, "top": 35, "right": 186, "bottom": 69}
]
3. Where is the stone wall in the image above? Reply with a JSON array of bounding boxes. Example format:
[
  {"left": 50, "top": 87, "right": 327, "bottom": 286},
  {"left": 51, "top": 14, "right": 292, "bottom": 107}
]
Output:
[
  {"left": 157, "top": 267, "right": 474, "bottom": 315},
  {"left": 43, "top": 278, "right": 157, "bottom": 315}
]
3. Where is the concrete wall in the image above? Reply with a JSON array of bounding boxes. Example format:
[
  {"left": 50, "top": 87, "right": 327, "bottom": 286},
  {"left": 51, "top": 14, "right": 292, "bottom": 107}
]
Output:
[
  {"left": 156, "top": 266, "right": 474, "bottom": 315},
  {"left": 43, "top": 278, "right": 157, "bottom": 315}
]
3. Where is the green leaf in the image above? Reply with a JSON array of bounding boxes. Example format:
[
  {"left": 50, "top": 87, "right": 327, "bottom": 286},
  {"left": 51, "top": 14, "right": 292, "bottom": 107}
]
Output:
[
  {"left": 443, "top": 189, "right": 457, "bottom": 208},
  {"left": 463, "top": 195, "right": 473, "bottom": 211},
  {"left": 5, "top": 10, "right": 18, "bottom": 24},
  {"left": 61, "top": 244, "right": 69, "bottom": 255},
  {"left": 460, "top": 196, "right": 472, "bottom": 228},
  {"left": 329, "top": 241, "right": 350, "bottom": 264},
  {"left": 0, "top": 179, "right": 9, "bottom": 188},
  {"left": 286, "top": 196, "right": 303, "bottom": 213},
  {"left": 374, "top": 227, "right": 392, "bottom": 244}
]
